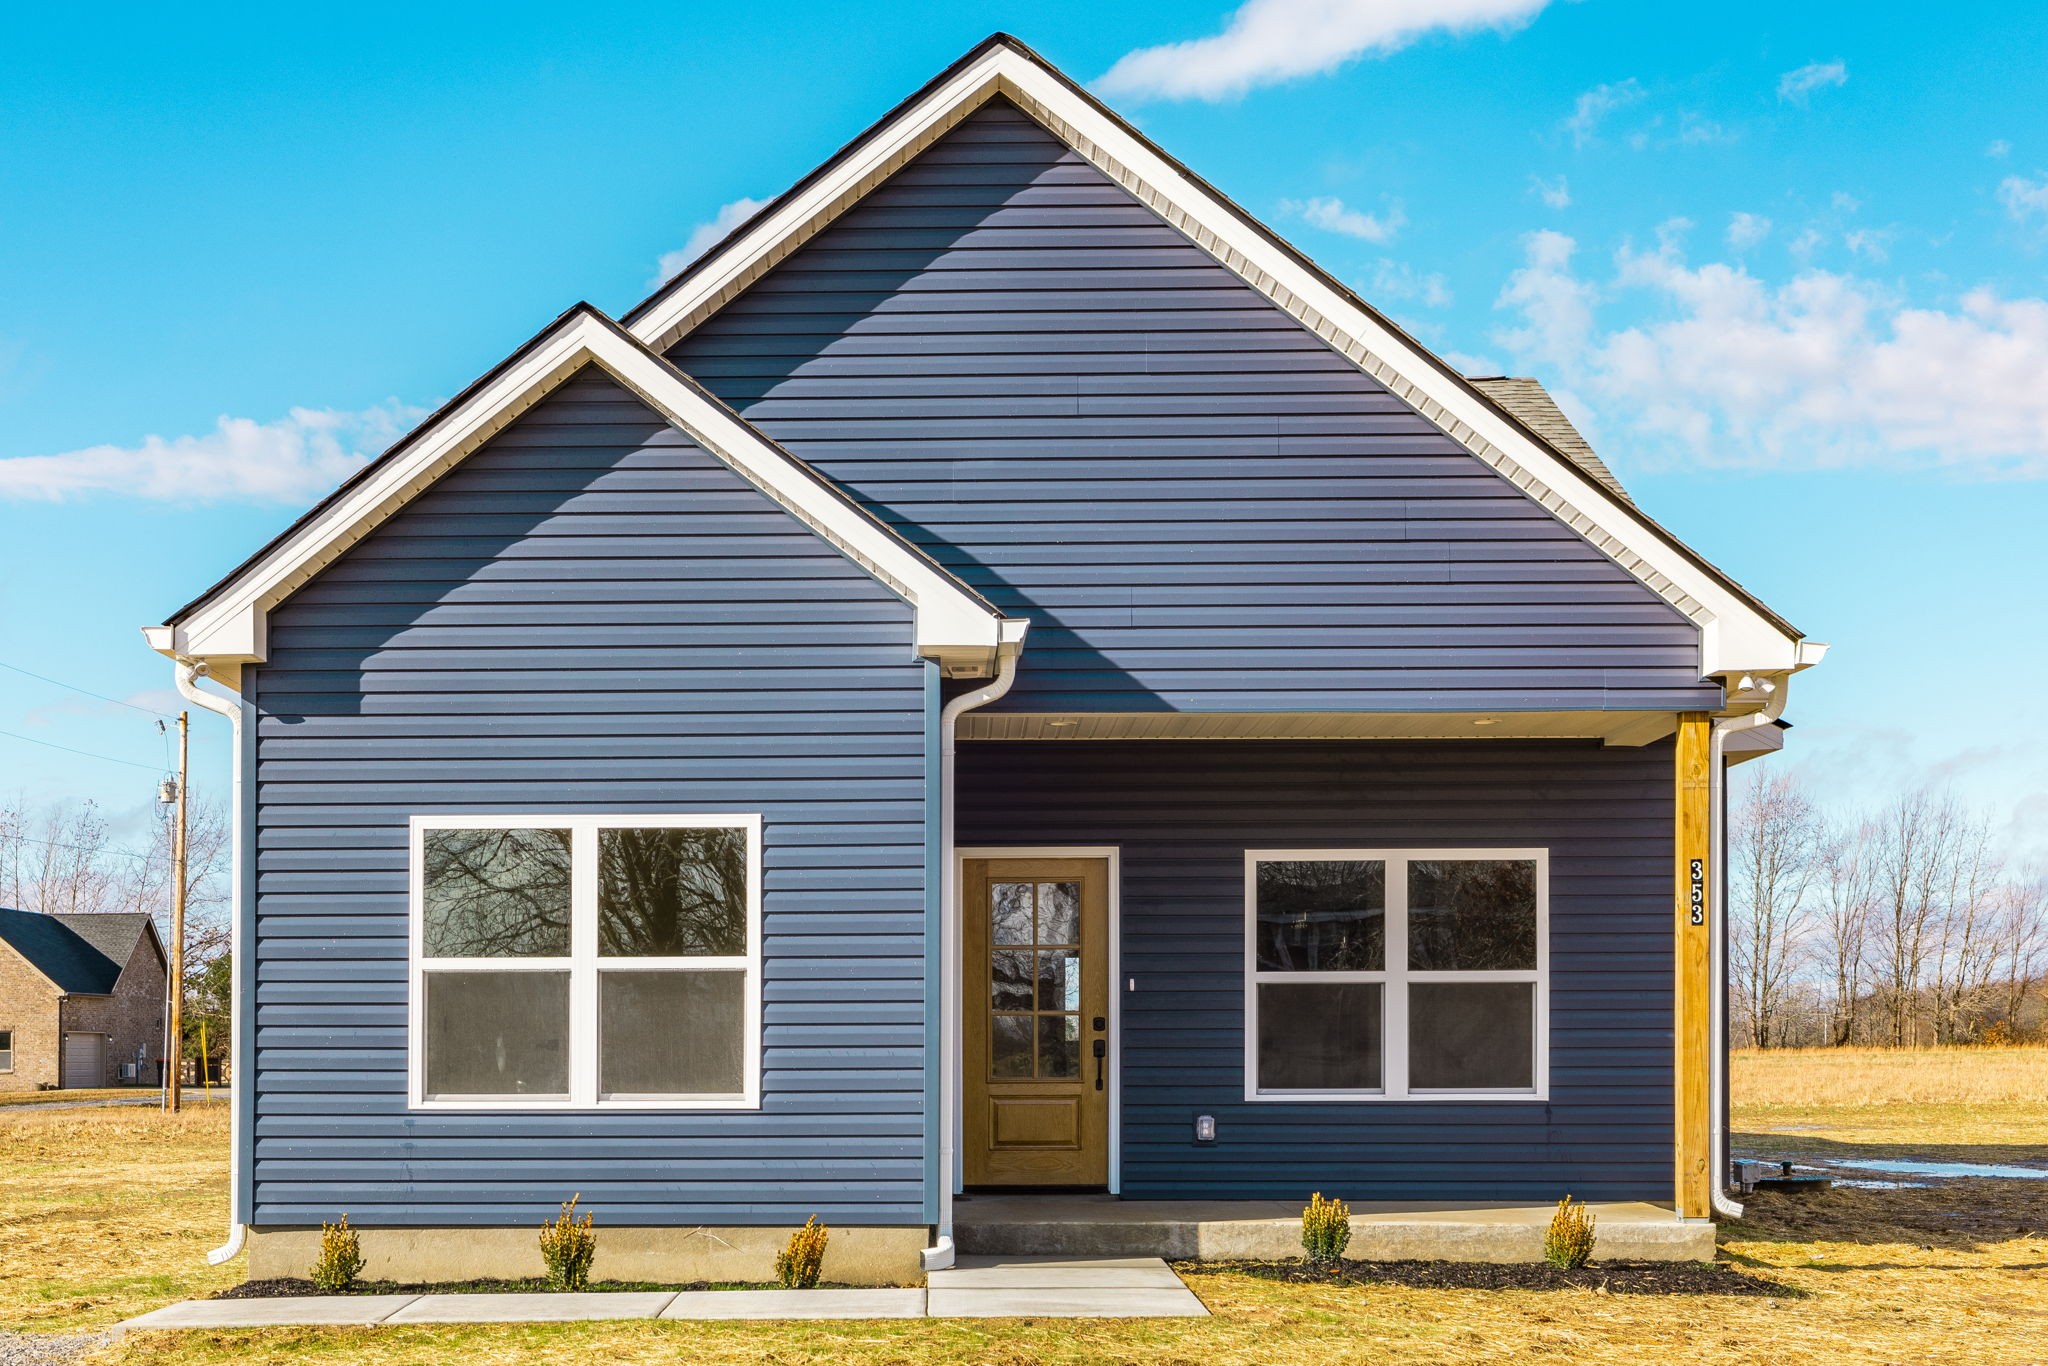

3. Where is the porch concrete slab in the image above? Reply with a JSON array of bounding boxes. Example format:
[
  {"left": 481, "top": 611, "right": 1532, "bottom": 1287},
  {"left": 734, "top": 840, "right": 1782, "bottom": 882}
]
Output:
[
  {"left": 953, "top": 1194, "right": 1715, "bottom": 1263},
  {"left": 118, "top": 1295, "right": 420, "bottom": 1329},
  {"left": 927, "top": 1287, "right": 1208, "bottom": 1318},
  {"left": 384, "top": 1291, "right": 677, "bottom": 1323},
  {"left": 660, "top": 1288, "right": 926, "bottom": 1320},
  {"left": 930, "top": 1255, "right": 1187, "bottom": 1289}
]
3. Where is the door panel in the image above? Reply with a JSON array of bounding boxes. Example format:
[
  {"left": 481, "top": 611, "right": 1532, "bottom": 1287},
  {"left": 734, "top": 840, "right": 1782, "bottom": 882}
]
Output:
[
  {"left": 964, "top": 857, "right": 1109, "bottom": 1186},
  {"left": 62, "top": 1032, "right": 105, "bottom": 1089}
]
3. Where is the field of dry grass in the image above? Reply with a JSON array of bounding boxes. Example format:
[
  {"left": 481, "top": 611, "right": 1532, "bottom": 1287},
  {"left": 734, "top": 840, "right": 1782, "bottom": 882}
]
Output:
[
  {"left": 1, "top": 1050, "right": 2043, "bottom": 1363},
  {"left": 0, "top": 1088, "right": 149, "bottom": 1108},
  {"left": 1733, "top": 1044, "right": 2048, "bottom": 1161}
]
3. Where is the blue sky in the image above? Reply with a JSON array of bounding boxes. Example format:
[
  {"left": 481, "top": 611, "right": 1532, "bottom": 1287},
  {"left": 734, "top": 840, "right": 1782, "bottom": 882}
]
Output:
[{"left": 1, "top": 0, "right": 2042, "bottom": 859}]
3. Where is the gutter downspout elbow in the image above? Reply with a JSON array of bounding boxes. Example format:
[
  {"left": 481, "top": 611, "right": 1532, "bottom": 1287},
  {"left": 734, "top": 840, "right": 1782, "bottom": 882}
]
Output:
[
  {"left": 929, "top": 633, "right": 1024, "bottom": 1270},
  {"left": 172, "top": 659, "right": 251, "bottom": 1267}
]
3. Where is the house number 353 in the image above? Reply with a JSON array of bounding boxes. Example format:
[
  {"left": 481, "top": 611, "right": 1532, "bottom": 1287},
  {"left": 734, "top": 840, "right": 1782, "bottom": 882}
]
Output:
[{"left": 1688, "top": 858, "right": 1705, "bottom": 926}]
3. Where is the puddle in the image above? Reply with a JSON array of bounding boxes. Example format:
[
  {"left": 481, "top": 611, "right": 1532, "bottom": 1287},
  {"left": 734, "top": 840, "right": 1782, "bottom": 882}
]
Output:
[
  {"left": 1810, "top": 1158, "right": 2048, "bottom": 1180},
  {"left": 1829, "top": 1178, "right": 1933, "bottom": 1190}
]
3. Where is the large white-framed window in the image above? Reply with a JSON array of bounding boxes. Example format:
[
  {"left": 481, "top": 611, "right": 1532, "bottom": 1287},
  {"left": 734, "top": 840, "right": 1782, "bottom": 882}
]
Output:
[
  {"left": 408, "top": 813, "right": 762, "bottom": 1111},
  {"left": 1244, "top": 848, "right": 1548, "bottom": 1102}
]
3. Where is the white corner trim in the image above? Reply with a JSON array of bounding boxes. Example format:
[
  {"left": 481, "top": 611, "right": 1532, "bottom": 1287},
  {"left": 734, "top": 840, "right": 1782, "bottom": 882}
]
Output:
[
  {"left": 628, "top": 40, "right": 1810, "bottom": 678},
  {"left": 155, "top": 309, "right": 1003, "bottom": 671}
]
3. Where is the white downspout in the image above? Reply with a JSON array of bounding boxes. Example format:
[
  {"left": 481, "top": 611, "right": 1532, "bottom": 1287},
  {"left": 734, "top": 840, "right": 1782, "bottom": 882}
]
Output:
[
  {"left": 1706, "top": 682, "right": 1789, "bottom": 1221},
  {"left": 172, "top": 659, "right": 251, "bottom": 1265},
  {"left": 925, "top": 631, "right": 1023, "bottom": 1273}
]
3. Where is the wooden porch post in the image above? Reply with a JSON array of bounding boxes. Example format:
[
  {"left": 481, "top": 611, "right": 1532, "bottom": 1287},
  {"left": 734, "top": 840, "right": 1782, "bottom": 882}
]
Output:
[{"left": 1673, "top": 712, "right": 1712, "bottom": 1218}]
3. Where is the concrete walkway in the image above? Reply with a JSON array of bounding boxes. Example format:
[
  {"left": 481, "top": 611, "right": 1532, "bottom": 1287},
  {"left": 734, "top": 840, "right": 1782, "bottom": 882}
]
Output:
[{"left": 115, "top": 1257, "right": 1206, "bottom": 1330}]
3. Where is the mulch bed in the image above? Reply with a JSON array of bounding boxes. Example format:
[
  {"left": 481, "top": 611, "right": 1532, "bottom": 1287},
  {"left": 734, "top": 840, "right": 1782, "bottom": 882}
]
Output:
[
  {"left": 1184, "top": 1259, "right": 1797, "bottom": 1297},
  {"left": 215, "top": 1277, "right": 808, "bottom": 1299}
]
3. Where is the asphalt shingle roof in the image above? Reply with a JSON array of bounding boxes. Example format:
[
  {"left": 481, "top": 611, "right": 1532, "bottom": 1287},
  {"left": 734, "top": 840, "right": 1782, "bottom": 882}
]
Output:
[{"left": 0, "top": 907, "right": 127, "bottom": 994}]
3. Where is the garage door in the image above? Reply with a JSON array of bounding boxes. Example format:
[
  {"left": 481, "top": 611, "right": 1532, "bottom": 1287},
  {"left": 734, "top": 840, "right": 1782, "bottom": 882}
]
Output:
[{"left": 61, "top": 1032, "right": 106, "bottom": 1089}]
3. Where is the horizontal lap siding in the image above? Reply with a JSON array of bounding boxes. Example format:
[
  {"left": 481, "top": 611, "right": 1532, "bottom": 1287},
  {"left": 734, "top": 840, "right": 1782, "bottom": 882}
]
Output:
[
  {"left": 958, "top": 739, "right": 1673, "bottom": 1201},
  {"left": 249, "top": 371, "right": 931, "bottom": 1227},
  {"left": 671, "top": 99, "right": 1720, "bottom": 713}
]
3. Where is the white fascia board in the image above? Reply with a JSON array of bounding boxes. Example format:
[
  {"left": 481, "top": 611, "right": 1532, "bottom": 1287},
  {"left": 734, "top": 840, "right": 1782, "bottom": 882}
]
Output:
[
  {"left": 629, "top": 41, "right": 1811, "bottom": 679},
  {"left": 156, "top": 311, "right": 1002, "bottom": 669}
]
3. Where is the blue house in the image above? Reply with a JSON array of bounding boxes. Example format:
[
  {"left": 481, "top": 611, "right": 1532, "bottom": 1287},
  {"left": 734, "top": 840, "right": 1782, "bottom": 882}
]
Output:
[{"left": 147, "top": 36, "right": 1822, "bottom": 1282}]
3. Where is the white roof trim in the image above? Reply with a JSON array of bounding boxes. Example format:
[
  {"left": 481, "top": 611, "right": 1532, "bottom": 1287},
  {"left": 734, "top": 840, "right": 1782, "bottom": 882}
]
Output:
[
  {"left": 628, "top": 38, "right": 1811, "bottom": 678},
  {"left": 154, "top": 308, "right": 1004, "bottom": 671}
]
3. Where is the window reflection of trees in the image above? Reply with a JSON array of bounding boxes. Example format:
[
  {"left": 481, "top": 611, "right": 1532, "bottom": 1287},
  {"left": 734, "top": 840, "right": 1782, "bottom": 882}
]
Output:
[
  {"left": 598, "top": 826, "right": 748, "bottom": 957},
  {"left": 1408, "top": 860, "right": 1537, "bottom": 971},
  {"left": 423, "top": 828, "right": 573, "bottom": 957},
  {"left": 1256, "top": 860, "right": 1385, "bottom": 972}
]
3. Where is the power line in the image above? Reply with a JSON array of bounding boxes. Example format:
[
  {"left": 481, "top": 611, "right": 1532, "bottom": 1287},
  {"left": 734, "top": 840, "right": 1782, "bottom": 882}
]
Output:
[
  {"left": 0, "top": 727, "right": 166, "bottom": 773},
  {"left": 0, "top": 659, "right": 176, "bottom": 719},
  {"left": 1, "top": 830, "right": 154, "bottom": 863}
]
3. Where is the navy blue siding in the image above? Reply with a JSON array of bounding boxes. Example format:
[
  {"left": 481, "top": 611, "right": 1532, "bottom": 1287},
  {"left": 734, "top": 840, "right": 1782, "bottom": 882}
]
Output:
[
  {"left": 958, "top": 738, "right": 1674, "bottom": 1201},
  {"left": 247, "top": 370, "right": 933, "bottom": 1227},
  {"left": 672, "top": 99, "right": 1721, "bottom": 714}
]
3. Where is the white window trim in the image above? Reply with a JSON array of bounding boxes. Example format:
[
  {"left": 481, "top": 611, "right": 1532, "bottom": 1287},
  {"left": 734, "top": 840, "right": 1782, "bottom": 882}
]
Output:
[
  {"left": 0, "top": 1028, "right": 12, "bottom": 1072},
  {"left": 1243, "top": 848, "right": 1549, "bottom": 1104},
  {"left": 407, "top": 812, "right": 763, "bottom": 1112}
]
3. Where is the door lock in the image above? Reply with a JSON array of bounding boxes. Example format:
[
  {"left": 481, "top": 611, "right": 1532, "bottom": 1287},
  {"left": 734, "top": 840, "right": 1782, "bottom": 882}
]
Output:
[{"left": 1092, "top": 1037, "right": 1106, "bottom": 1091}]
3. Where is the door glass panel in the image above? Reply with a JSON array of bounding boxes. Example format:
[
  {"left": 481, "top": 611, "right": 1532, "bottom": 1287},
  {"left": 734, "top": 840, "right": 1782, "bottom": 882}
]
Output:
[
  {"left": 991, "top": 883, "right": 1034, "bottom": 944},
  {"left": 990, "top": 951, "right": 1033, "bottom": 1011},
  {"left": 1036, "top": 950, "right": 1080, "bottom": 1012},
  {"left": 991, "top": 1014, "right": 1033, "bottom": 1077},
  {"left": 1036, "top": 882, "right": 1079, "bottom": 945},
  {"left": 1037, "top": 1014, "right": 1081, "bottom": 1078}
]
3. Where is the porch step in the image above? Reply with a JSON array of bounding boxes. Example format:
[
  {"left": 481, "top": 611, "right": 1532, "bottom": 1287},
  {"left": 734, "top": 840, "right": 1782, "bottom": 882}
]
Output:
[{"left": 952, "top": 1194, "right": 1715, "bottom": 1263}]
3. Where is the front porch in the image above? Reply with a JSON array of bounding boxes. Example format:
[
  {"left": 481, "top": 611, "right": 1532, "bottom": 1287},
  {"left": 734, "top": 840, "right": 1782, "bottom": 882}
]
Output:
[{"left": 953, "top": 1193, "right": 1716, "bottom": 1263}]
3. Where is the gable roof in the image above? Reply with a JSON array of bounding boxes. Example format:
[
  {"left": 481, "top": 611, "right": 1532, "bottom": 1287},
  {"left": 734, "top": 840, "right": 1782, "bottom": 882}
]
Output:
[
  {"left": 149, "top": 305, "right": 1019, "bottom": 682},
  {"left": 626, "top": 33, "right": 1820, "bottom": 682},
  {"left": 1468, "top": 377, "right": 1634, "bottom": 510},
  {"left": 51, "top": 912, "right": 160, "bottom": 974},
  {"left": 0, "top": 907, "right": 124, "bottom": 994}
]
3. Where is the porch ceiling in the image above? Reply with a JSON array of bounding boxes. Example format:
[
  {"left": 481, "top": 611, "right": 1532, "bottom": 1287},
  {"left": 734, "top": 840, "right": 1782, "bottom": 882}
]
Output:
[{"left": 955, "top": 711, "right": 1682, "bottom": 745}]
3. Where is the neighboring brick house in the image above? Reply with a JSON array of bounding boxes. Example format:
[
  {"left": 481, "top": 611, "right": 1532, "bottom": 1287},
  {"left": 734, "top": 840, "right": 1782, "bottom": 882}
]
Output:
[{"left": 0, "top": 908, "right": 167, "bottom": 1091}]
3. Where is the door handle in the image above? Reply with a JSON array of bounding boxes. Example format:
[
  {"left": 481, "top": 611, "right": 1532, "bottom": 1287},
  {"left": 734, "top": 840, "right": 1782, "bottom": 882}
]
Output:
[{"left": 1092, "top": 1037, "right": 1106, "bottom": 1091}]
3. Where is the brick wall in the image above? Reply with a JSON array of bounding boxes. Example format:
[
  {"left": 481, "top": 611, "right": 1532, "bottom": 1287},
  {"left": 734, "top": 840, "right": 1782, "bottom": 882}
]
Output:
[
  {"left": 0, "top": 947, "right": 61, "bottom": 1092},
  {"left": 61, "top": 933, "right": 167, "bottom": 1086}
]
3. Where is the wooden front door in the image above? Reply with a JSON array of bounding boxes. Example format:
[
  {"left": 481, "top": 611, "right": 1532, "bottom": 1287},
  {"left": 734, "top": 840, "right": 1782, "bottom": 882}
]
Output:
[{"left": 963, "top": 857, "right": 1111, "bottom": 1186}]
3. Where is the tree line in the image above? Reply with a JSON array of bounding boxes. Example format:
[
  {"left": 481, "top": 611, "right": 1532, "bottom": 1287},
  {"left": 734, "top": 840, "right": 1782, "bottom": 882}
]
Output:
[
  {"left": 1732, "top": 772, "right": 2046, "bottom": 1048},
  {"left": 0, "top": 792, "right": 232, "bottom": 1059}
]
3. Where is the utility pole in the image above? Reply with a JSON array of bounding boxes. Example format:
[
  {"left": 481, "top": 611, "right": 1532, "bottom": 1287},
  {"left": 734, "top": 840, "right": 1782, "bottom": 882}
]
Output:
[{"left": 165, "top": 711, "right": 188, "bottom": 1114}]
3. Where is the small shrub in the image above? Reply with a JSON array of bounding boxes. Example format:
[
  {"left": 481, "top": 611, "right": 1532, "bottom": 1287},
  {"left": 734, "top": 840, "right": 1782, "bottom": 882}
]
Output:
[
  {"left": 776, "top": 1215, "right": 830, "bottom": 1289},
  {"left": 1301, "top": 1192, "right": 1351, "bottom": 1267},
  {"left": 539, "top": 1195, "right": 597, "bottom": 1291},
  {"left": 1544, "top": 1194, "right": 1597, "bottom": 1269},
  {"left": 309, "top": 1214, "right": 365, "bottom": 1292}
]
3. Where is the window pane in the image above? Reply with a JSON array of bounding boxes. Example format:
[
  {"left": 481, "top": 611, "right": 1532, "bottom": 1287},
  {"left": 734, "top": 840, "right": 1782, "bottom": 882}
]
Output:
[
  {"left": 1255, "top": 860, "right": 1385, "bottom": 972},
  {"left": 991, "top": 883, "right": 1032, "bottom": 945},
  {"left": 1036, "top": 882, "right": 1079, "bottom": 945},
  {"left": 597, "top": 826, "right": 747, "bottom": 957},
  {"left": 1257, "top": 981, "right": 1382, "bottom": 1091},
  {"left": 424, "top": 970, "right": 569, "bottom": 1097},
  {"left": 1408, "top": 860, "right": 1537, "bottom": 971},
  {"left": 990, "top": 950, "right": 1033, "bottom": 1011},
  {"left": 599, "top": 969, "right": 745, "bottom": 1096},
  {"left": 991, "top": 1015, "right": 1033, "bottom": 1077},
  {"left": 1037, "top": 1014, "right": 1080, "bottom": 1079},
  {"left": 1036, "top": 950, "right": 1080, "bottom": 1012},
  {"left": 423, "top": 828, "right": 571, "bottom": 957},
  {"left": 1409, "top": 982, "right": 1536, "bottom": 1090}
]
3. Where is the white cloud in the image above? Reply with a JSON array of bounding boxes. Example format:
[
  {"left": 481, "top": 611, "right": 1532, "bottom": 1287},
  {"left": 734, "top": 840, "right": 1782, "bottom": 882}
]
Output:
[
  {"left": 1997, "top": 173, "right": 2048, "bottom": 224},
  {"left": 1831, "top": 190, "right": 1863, "bottom": 214},
  {"left": 1096, "top": 0, "right": 1552, "bottom": 102},
  {"left": 1281, "top": 195, "right": 1405, "bottom": 243},
  {"left": 1365, "top": 258, "right": 1452, "bottom": 308},
  {"left": 649, "top": 196, "right": 769, "bottom": 287},
  {"left": 1563, "top": 78, "right": 1644, "bottom": 149},
  {"left": 1530, "top": 174, "right": 1571, "bottom": 209},
  {"left": 1987, "top": 139, "right": 2012, "bottom": 159},
  {"left": 0, "top": 402, "right": 424, "bottom": 503},
  {"left": 1842, "top": 227, "right": 1893, "bottom": 262},
  {"left": 1726, "top": 212, "right": 1772, "bottom": 251},
  {"left": 1493, "top": 231, "right": 2048, "bottom": 478},
  {"left": 1777, "top": 59, "right": 1848, "bottom": 105},
  {"left": 1676, "top": 111, "right": 1732, "bottom": 146}
]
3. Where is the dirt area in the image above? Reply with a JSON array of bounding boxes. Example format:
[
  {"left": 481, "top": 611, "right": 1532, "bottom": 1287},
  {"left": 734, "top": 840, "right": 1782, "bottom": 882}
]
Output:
[{"left": 1186, "top": 1258, "right": 1790, "bottom": 1296}]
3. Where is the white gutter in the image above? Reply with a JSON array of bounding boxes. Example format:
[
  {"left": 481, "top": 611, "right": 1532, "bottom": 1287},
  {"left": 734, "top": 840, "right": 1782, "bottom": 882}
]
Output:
[
  {"left": 171, "top": 659, "right": 252, "bottom": 1266},
  {"left": 1705, "top": 682, "right": 1791, "bottom": 1221},
  {"left": 925, "top": 629, "right": 1025, "bottom": 1272}
]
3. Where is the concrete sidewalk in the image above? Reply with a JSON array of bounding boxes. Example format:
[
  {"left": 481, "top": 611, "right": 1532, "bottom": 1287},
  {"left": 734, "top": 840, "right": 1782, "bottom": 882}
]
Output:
[{"left": 115, "top": 1257, "right": 1206, "bottom": 1330}]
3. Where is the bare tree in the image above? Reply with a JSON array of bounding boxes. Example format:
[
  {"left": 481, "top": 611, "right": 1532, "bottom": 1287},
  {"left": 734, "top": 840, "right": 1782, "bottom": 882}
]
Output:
[
  {"left": 1814, "top": 818, "right": 1876, "bottom": 1045},
  {"left": 1993, "top": 868, "right": 2047, "bottom": 1038},
  {"left": 1928, "top": 813, "right": 2003, "bottom": 1043},
  {"left": 1868, "top": 791, "right": 1966, "bottom": 1046},
  {"left": 1730, "top": 770, "right": 1821, "bottom": 1047}
]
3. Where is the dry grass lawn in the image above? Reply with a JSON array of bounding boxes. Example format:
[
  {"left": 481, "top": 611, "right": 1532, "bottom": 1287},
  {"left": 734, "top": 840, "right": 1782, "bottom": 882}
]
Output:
[
  {"left": 1733, "top": 1043, "right": 2048, "bottom": 1161},
  {"left": 1, "top": 1050, "right": 2043, "bottom": 1362}
]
